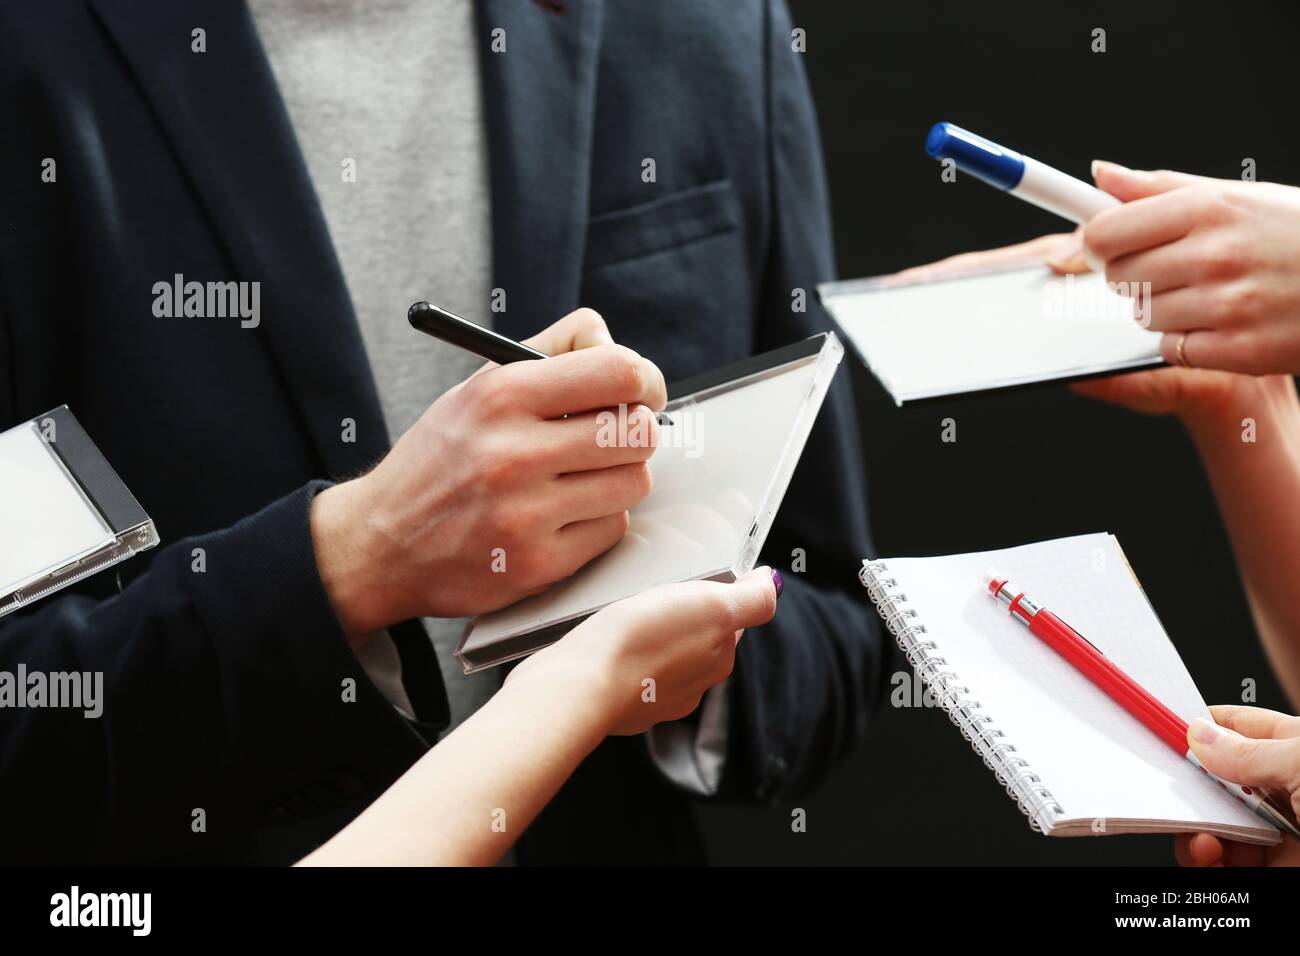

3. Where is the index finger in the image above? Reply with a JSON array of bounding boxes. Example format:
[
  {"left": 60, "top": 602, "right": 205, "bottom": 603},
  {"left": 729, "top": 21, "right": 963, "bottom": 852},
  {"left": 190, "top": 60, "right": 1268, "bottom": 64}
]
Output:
[
  {"left": 497, "top": 343, "right": 667, "bottom": 418},
  {"left": 1083, "top": 189, "right": 1203, "bottom": 263},
  {"left": 522, "top": 307, "right": 615, "bottom": 356},
  {"left": 1174, "top": 832, "right": 1222, "bottom": 867},
  {"left": 461, "top": 308, "right": 616, "bottom": 387}
]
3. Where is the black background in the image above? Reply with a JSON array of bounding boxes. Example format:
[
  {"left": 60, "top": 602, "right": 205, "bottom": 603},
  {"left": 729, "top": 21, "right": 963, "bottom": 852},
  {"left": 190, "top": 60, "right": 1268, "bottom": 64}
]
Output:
[{"left": 698, "top": 0, "right": 1300, "bottom": 864}]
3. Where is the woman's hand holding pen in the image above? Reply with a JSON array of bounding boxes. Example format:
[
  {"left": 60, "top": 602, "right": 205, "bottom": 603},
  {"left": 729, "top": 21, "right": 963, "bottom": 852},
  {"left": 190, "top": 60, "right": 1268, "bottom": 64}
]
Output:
[
  {"left": 310, "top": 308, "right": 668, "bottom": 645},
  {"left": 902, "top": 163, "right": 1300, "bottom": 423},
  {"left": 904, "top": 176, "right": 1300, "bottom": 426},
  {"left": 1012, "top": 170, "right": 1300, "bottom": 437},
  {"left": 1045, "top": 163, "right": 1300, "bottom": 427},
  {"left": 1176, "top": 706, "right": 1300, "bottom": 867},
  {"left": 1069, "top": 163, "right": 1300, "bottom": 376}
]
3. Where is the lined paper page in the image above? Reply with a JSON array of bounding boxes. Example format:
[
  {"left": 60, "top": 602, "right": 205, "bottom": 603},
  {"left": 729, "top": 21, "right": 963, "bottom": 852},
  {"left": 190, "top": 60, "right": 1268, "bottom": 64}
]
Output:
[
  {"left": 822, "top": 267, "right": 1162, "bottom": 404},
  {"left": 882, "top": 533, "right": 1265, "bottom": 834},
  {"left": 0, "top": 421, "right": 113, "bottom": 594}
]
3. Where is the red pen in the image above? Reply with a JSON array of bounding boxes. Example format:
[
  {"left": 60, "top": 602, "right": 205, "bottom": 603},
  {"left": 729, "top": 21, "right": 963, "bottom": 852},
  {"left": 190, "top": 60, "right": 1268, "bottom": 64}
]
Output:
[{"left": 983, "top": 568, "right": 1300, "bottom": 839}]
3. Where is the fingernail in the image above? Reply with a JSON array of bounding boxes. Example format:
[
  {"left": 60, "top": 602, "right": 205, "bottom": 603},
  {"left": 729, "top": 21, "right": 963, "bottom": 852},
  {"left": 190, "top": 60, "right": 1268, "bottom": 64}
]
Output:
[
  {"left": 1092, "top": 159, "right": 1129, "bottom": 179},
  {"left": 770, "top": 568, "right": 783, "bottom": 599},
  {"left": 1191, "top": 718, "right": 1221, "bottom": 745},
  {"left": 1083, "top": 246, "right": 1105, "bottom": 274}
]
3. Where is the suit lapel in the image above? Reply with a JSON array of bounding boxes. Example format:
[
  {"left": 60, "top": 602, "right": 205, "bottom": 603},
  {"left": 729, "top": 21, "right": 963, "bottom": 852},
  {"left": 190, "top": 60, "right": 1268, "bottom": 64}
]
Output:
[
  {"left": 87, "top": 0, "right": 390, "bottom": 475},
  {"left": 476, "top": 0, "right": 604, "bottom": 342},
  {"left": 87, "top": 0, "right": 604, "bottom": 471}
]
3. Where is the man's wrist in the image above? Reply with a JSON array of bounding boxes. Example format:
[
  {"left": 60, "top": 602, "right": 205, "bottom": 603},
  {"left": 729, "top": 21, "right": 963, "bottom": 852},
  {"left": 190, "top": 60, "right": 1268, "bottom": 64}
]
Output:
[{"left": 310, "top": 477, "right": 398, "bottom": 646}]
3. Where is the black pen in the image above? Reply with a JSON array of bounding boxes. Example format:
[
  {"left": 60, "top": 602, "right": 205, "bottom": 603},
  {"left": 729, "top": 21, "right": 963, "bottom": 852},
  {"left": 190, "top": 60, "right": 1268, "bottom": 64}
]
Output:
[
  {"left": 408, "top": 301, "right": 550, "bottom": 364},
  {"left": 407, "top": 301, "right": 670, "bottom": 424}
]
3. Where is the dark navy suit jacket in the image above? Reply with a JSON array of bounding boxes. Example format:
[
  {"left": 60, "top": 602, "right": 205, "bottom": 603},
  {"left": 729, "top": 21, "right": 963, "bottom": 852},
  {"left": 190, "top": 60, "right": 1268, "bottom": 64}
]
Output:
[{"left": 0, "top": 0, "right": 885, "bottom": 864}]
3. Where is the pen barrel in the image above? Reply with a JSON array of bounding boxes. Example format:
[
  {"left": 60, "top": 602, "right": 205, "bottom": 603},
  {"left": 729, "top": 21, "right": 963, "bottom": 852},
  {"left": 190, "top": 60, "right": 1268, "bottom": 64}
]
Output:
[
  {"left": 1030, "top": 609, "right": 1190, "bottom": 752},
  {"left": 407, "top": 301, "right": 548, "bottom": 365},
  {"left": 1012, "top": 156, "right": 1120, "bottom": 224},
  {"left": 999, "top": 589, "right": 1295, "bottom": 836},
  {"left": 1185, "top": 750, "right": 1264, "bottom": 810}
]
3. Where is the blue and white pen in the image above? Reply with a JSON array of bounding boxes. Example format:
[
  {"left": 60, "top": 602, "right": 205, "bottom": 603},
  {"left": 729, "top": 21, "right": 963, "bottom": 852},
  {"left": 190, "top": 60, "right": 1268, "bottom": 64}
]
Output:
[{"left": 925, "top": 122, "right": 1119, "bottom": 224}]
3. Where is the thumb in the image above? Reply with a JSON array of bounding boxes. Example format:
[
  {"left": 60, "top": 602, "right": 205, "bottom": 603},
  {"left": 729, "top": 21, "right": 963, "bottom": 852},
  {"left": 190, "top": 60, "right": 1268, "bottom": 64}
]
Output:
[
  {"left": 1187, "top": 718, "right": 1300, "bottom": 792},
  {"left": 1092, "top": 160, "right": 1209, "bottom": 202},
  {"left": 634, "top": 566, "right": 779, "bottom": 637},
  {"left": 725, "top": 566, "right": 781, "bottom": 635},
  {"left": 1043, "top": 227, "right": 1090, "bottom": 275}
]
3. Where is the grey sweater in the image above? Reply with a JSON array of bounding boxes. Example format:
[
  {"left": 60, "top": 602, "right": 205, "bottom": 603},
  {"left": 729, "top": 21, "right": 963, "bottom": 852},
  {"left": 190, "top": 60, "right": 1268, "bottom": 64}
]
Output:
[{"left": 249, "top": 0, "right": 499, "bottom": 729}]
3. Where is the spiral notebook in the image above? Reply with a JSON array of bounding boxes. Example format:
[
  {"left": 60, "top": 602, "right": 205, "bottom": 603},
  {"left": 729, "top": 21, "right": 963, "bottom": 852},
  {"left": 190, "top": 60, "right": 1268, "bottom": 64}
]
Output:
[{"left": 862, "top": 532, "right": 1278, "bottom": 844}]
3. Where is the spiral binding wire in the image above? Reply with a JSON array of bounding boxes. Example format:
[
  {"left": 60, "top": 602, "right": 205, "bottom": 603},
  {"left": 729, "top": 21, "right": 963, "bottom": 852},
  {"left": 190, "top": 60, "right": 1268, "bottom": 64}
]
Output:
[{"left": 860, "top": 560, "right": 1063, "bottom": 832}]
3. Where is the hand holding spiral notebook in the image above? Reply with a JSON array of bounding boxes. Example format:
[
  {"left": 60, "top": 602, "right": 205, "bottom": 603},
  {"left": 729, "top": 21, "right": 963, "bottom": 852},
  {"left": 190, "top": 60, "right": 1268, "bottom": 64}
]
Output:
[{"left": 862, "top": 532, "right": 1279, "bottom": 843}]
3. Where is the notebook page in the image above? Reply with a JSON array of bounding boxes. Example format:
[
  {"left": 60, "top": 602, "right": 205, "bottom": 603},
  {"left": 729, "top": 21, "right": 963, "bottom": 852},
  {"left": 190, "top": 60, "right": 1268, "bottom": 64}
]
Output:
[
  {"left": 0, "top": 421, "right": 114, "bottom": 594},
  {"left": 462, "top": 354, "right": 821, "bottom": 647},
  {"left": 823, "top": 267, "right": 1162, "bottom": 404},
  {"left": 882, "top": 533, "right": 1264, "bottom": 832}
]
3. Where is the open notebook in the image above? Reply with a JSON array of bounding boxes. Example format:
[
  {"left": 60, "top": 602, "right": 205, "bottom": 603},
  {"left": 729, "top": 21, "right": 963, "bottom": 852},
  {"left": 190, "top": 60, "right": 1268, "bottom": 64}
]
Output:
[
  {"left": 862, "top": 533, "right": 1278, "bottom": 844},
  {"left": 820, "top": 264, "right": 1164, "bottom": 405},
  {"left": 455, "top": 333, "right": 844, "bottom": 673}
]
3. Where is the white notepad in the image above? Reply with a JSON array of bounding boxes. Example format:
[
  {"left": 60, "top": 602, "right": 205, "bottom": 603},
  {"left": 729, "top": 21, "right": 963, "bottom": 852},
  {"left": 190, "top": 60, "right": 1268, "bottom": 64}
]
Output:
[
  {"left": 456, "top": 334, "right": 843, "bottom": 672},
  {"left": 1, "top": 408, "right": 158, "bottom": 616},
  {"left": 0, "top": 422, "right": 114, "bottom": 595},
  {"left": 820, "top": 264, "right": 1164, "bottom": 405},
  {"left": 862, "top": 533, "right": 1278, "bottom": 844}
]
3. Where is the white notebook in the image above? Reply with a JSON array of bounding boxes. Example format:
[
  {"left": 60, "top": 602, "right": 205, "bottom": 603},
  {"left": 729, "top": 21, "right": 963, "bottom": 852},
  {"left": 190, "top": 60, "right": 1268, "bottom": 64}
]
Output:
[
  {"left": 820, "top": 264, "right": 1164, "bottom": 405},
  {"left": 0, "top": 422, "right": 113, "bottom": 596},
  {"left": 455, "top": 333, "right": 844, "bottom": 673},
  {"left": 1, "top": 407, "right": 158, "bottom": 616},
  {"left": 862, "top": 533, "right": 1278, "bottom": 844}
]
